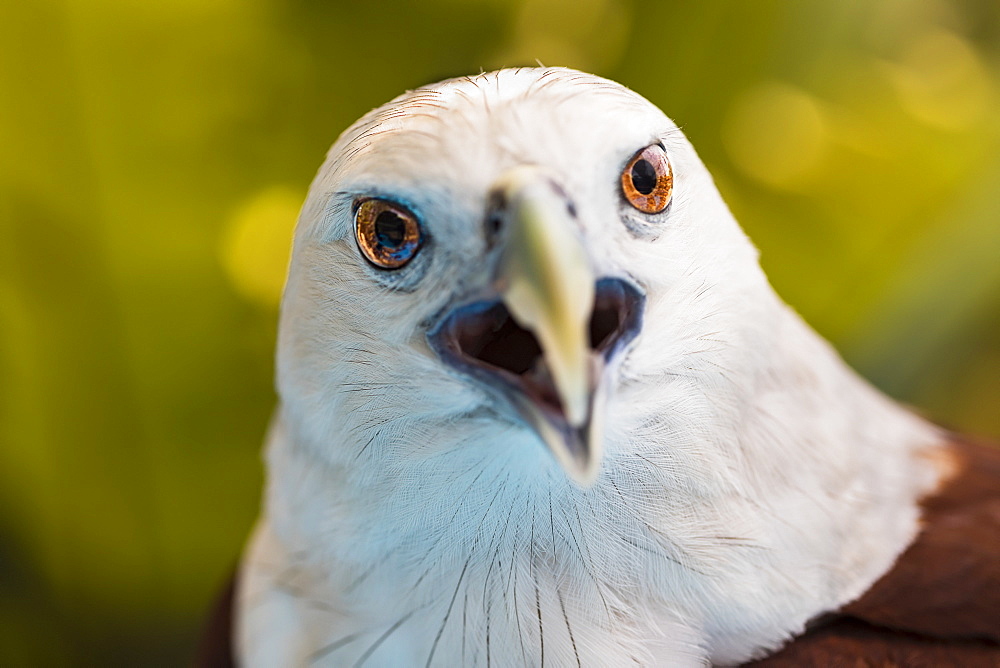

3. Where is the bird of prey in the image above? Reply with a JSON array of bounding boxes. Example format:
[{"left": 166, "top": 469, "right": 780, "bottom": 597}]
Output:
[{"left": 206, "top": 68, "right": 1000, "bottom": 666}]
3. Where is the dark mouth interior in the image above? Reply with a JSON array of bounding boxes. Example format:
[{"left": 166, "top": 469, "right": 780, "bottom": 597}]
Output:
[
  {"left": 431, "top": 278, "right": 644, "bottom": 418},
  {"left": 457, "top": 302, "right": 541, "bottom": 375}
]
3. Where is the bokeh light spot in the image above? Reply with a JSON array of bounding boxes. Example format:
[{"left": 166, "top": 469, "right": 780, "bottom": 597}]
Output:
[
  {"left": 221, "top": 186, "right": 302, "bottom": 309},
  {"left": 489, "top": 0, "right": 631, "bottom": 72},
  {"left": 722, "top": 82, "right": 829, "bottom": 188},
  {"left": 882, "top": 30, "right": 991, "bottom": 131}
]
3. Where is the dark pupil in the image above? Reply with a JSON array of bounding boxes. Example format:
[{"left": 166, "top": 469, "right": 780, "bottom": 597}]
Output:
[
  {"left": 375, "top": 210, "right": 407, "bottom": 248},
  {"left": 631, "top": 159, "right": 657, "bottom": 195}
]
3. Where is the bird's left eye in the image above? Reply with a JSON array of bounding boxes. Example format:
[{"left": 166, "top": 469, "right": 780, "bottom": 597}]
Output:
[
  {"left": 621, "top": 144, "right": 673, "bottom": 214},
  {"left": 354, "top": 198, "right": 423, "bottom": 269}
]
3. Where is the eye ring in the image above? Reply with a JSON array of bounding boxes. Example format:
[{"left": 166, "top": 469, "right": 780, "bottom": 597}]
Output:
[
  {"left": 621, "top": 144, "right": 673, "bottom": 214},
  {"left": 354, "top": 198, "right": 423, "bottom": 269}
]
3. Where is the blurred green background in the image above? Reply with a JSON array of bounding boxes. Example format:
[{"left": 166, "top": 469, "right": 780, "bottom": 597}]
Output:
[{"left": 1, "top": 0, "right": 998, "bottom": 664}]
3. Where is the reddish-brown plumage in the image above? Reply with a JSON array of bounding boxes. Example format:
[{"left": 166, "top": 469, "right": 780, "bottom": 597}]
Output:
[
  {"left": 746, "top": 617, "right": 999, "bottom": 667},
  {"left": 196, "top": 571, "right": 236, "bottom": 668},
  {"left": 197, "top": 438, "right": 1000, "bottom": 666}
]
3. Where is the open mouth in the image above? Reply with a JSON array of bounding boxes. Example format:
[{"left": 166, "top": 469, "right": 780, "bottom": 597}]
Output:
[{"left": 428, "top": 277, "right": 644, "bottom": 421}]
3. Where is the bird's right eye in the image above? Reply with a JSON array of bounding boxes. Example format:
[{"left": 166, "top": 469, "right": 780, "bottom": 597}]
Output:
[{"left": 354, "top": 198, "right": 423, "bottom": 269}]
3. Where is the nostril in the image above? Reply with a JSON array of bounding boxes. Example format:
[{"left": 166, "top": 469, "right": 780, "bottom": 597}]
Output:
[
  {"left": 484, "top": 191, "right": 507, "bottom": 248},
  {"left": 484, "top": 212, "right": 504, "bottom": 247}
]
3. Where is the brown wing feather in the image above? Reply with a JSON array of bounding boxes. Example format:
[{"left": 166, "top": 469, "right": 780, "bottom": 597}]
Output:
[
  {"left": 747, "top": 617, "right": 999, "bottom": 667},
  {"left": 194, "top": 570, "right": 236, "bottom": 668}
]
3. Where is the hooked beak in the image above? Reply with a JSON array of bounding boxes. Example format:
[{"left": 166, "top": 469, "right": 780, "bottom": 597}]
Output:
[{"left": 429, "top": 166, "right": 644, "bottom": 486}]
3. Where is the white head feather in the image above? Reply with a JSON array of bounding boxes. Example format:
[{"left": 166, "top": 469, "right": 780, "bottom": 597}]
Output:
[{"left": 237, "top": 68, "right": 944, "bottom": 666}]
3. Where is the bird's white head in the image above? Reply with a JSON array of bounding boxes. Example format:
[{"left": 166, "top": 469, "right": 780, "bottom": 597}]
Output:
[
  {"left": 279, "top": 68, "right": 764, "bottom": 485},
  {"left": 243, "top": 68, "right": 943, "bottom": 666}
]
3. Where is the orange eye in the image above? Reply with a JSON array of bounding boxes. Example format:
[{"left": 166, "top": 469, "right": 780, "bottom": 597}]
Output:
[
  {"left": 621, "top": 144, "right": 673, "bottom": 214},
  {"left": 354, "top": 199, "right": 423, "bottom": 269}
]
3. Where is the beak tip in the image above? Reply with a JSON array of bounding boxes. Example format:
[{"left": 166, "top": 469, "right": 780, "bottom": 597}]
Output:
[
  {"left": 562, "top": 419, "right": 602, "bottom": 488},
  {"left": 530, "top": 405, "right": 602, "bottom": 487},
  {"left": 566, "top": 458, "right": 600, "bottom": 488}
]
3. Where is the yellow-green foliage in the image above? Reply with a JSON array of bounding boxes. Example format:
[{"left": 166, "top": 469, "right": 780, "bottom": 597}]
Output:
[{"left": 1, "top": 0, "right": 998, "bottom": 664}]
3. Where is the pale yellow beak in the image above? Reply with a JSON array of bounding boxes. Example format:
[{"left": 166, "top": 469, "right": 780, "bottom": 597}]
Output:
[{"left": 493, "top": 165, "right": 601, "bottom": 484}]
